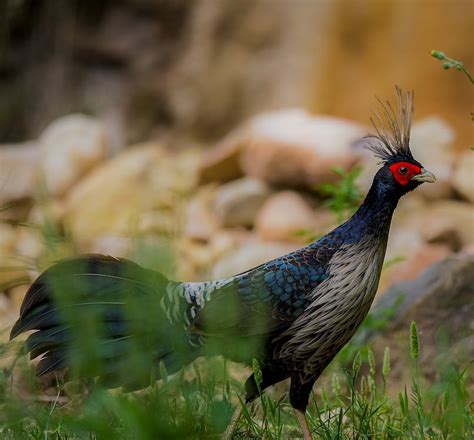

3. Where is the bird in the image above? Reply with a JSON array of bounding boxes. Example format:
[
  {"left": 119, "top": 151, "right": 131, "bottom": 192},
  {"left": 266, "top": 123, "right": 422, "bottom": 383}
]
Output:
[{"left": 10, "top": 87, "right": 435, "bottom": 439}]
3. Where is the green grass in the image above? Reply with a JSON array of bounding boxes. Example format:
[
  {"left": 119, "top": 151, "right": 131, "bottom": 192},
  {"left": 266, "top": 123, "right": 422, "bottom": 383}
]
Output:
[{"left": 1, "top": 319, "right": 472, "bottom": 439}]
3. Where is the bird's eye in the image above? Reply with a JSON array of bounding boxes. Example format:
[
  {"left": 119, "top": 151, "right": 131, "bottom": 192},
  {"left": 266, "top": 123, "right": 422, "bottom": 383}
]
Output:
[{"left": 399, "top": 166, "right": 409, "bottom": 175}]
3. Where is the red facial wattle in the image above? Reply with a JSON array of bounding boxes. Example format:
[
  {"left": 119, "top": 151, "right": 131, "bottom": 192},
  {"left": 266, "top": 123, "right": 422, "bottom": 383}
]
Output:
[{"left": 389, "top": 162, "right": 421, "bottom": 185}]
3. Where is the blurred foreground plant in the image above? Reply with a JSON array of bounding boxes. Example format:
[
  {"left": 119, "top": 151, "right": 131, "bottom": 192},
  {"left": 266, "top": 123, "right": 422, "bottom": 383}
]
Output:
[{"left": 2, "top": 316, "right": 472, "bottom": 439}]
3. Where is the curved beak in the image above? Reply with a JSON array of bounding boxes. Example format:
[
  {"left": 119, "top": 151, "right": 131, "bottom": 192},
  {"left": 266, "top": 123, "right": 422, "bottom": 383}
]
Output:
[{"left": 412, "top": 168, "right": 436, "bottom": 183}]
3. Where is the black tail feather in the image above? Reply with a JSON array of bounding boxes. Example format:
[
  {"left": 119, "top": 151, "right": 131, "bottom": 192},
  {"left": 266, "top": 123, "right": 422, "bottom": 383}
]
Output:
[{"left": 10, "top": 254, "right": 193, "bottom": 389}]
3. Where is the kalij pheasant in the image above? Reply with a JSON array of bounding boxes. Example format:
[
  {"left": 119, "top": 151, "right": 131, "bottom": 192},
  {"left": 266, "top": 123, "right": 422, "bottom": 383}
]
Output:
[{"left": 10, "top": 87, "right": 435, "bottom": 439}]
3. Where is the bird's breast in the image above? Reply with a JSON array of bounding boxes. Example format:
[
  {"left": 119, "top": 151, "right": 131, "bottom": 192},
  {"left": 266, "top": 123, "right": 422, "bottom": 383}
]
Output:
[{"left": 277, "top": 238, "right": 387, "bottom": 377}]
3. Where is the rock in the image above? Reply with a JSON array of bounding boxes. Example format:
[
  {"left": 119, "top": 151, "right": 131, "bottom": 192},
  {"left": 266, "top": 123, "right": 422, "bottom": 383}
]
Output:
[
  {"left": 0, "top": 142, "right": 40, "bottom": 204},
  {"left": 255, "top": 191, "right": 320, "bottom": 242},
  {"left": 63, "top": 143, "right": 197, "bottom": 247},
  {"left": 213, "top": 177, "right": 271, "bottom": 228},
  {"left": 39, "top": 114, "right": 108, "bottom": 197},
  {"left": 422, "top": 201, "right": 474, "bottom": 249},
  {"left": 451, "top": 151, "right": 474, "bottom": 203},
  {"left": 384, "top": 227, "right": 424, "bottom": 262},
  {"left": 184, "top": 187, "right": 220, "bottom": 242},
  {"left": 397, "top": 200, "right": 474, "bottom": 251},
  {"left": 198, "top": 131, "right": 245, "bottom": 183},
  {"left": 212, "top": 239, "right": 299, "bottom": 279},
  {"left": 379, "top": 243, "right": 451, "bottom": 293},
  {"left": 369, "top": 254, "right": 474, "bottom": 383},
  {"left": 240, "top": 109, "right": 366, "bottom": 187},
  {"left": 389, "top": 198, "right": 474, "bottom": 251},
  {"left": 410, "top": 117, "right": 456, "bottom": 200},
  {"left": 182, "top": 229, "right": 253, "bottom": 280}
]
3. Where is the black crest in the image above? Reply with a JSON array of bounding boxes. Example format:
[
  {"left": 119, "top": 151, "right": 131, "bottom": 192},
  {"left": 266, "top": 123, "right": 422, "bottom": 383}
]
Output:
[{"left": 365, "top": 86, "right": 414, "bottom": 163}]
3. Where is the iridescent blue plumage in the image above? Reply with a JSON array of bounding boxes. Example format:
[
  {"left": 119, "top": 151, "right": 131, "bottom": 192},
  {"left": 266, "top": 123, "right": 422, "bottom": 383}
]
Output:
[{"left": 10, "top": 87, "right": 436, "bottom": 439}]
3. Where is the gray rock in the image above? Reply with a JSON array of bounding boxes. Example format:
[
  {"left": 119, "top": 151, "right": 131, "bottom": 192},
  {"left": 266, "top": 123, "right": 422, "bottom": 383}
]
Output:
[{"left": 366, "top": 254, "right": 474, "bottom": 382}]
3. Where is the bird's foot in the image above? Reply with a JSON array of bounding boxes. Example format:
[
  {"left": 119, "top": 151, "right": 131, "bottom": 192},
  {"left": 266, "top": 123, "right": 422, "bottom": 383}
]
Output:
[{"left": 294, "top": 409, "right": 312, "bottom": 440}]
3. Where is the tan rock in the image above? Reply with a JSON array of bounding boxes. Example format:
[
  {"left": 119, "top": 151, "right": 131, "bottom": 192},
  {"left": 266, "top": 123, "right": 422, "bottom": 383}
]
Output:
[
  {"left": 451, "top": 151, "right": 474, "bottom": 203},
  {"left": 0, "top": 142, "right": 40, "bottom": 204},
  {"left": 212, "top": 239, "right": 300, "bottom": 279},
  {"left": 255, "top": 191, "right": 319, "bottom": 242},
  {"left": 213, "top": 177, "right": 271, "bottom": 228},
  {"left": 184, "top": 187, "right": 219, "bottom": 242},
  {"left": 240, "top": 109, "right": 366, "bottom": 187},
  {"left": 39, "top": 114, "right": 108, "bottom": 197},
  {"left": 63, "top": 144, "right": 197, "bottom": 247}
]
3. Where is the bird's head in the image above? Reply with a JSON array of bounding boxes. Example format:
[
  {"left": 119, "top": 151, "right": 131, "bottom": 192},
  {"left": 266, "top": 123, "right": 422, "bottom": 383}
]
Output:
[{"left": 365, "top": 87, "right": 436, "bottom": 197}]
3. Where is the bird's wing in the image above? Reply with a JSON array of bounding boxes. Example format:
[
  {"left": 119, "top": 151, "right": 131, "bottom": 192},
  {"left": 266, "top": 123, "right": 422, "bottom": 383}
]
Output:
[{"left": 189, "top": 244, "right": 335, "bottom": 339}]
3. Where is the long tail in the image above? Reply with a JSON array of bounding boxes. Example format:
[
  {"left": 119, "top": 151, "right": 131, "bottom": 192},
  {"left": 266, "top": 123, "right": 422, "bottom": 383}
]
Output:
[{"left": 10, "top": 254, "right": 193, "bottom": 390}]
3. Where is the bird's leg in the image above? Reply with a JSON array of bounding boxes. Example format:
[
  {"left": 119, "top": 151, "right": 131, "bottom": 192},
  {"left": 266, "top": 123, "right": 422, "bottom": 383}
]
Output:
[
  {"left": 294, "top": 409, "right": 312, "bottom": 440},
  {"left": 221, "top": 405, "right": 243, "bottom": 440},
  {"left": 290, "top": 375, "right": 316, "bottom": 440},
  {"left": 222, "top": 369, "right": 288, "bottom": 440},
  {"left": 221, "top": 374, "right": 259, "bottom": 440}
]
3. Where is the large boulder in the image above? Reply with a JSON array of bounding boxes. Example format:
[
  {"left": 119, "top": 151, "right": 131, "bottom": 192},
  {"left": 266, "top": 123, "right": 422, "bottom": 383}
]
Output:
[
  {"left": 240, "top": 109, "right": 366, "bottom": 187},
  {"left": 39, "top": 114, "right": 108, "bottom": 197},
  {"left": 369, "top": 254, "right": 474, "bottom": 383},
  {"left": 199, "top": 109, "right": 366, "bottom": 188},
  {"left": 0, "top": 142, "right": 40, "bottom": 205}
]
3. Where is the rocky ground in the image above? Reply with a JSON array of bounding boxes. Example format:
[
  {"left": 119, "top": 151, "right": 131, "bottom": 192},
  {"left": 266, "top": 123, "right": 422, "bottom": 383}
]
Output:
[{"left": 0, "top": 109, "right": 473, "bottom": 378}]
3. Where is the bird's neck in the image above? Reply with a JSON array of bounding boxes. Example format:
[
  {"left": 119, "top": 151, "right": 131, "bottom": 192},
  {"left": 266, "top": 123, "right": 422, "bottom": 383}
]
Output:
[{"left": 340, "top": 178, "right": 401, "bottom": 240}]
